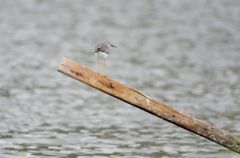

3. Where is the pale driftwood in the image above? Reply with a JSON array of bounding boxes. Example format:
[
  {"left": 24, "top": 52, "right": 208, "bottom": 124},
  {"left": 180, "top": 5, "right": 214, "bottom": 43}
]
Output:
[{"left": 58, "top": 57, "right": 240, "bottom": 153}]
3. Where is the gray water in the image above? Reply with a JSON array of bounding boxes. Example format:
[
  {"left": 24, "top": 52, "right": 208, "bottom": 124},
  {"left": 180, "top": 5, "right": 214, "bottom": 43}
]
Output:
[{"left": 0, "top": 0, "right": 240, "bottom": 157}]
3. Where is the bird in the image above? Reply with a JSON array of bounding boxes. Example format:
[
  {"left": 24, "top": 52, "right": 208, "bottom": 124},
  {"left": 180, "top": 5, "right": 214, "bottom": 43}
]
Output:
[{"left": 94, "top": 41, "right": 116, "bottom": 75}]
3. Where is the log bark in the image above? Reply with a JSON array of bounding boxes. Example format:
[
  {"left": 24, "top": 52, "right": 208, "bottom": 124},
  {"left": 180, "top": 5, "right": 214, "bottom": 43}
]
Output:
[{"left": 58, "top": 57, "right": 240, "bottom": 153}]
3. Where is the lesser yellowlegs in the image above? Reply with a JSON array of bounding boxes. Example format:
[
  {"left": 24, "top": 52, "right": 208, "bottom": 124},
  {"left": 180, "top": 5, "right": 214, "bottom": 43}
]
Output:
[{"left": 94, "top": 41, "right": 116, "bottom": 75}]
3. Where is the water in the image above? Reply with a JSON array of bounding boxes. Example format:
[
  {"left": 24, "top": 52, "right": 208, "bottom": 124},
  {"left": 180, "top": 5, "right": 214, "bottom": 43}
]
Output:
[{"left": 0, "top": 0, "right": 240, "bottom": 157}]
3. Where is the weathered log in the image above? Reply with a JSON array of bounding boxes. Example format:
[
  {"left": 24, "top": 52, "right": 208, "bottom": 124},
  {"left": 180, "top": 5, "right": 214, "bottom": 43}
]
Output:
[{"left": 58, "top": 57, "right": 240, "bottom": 153}]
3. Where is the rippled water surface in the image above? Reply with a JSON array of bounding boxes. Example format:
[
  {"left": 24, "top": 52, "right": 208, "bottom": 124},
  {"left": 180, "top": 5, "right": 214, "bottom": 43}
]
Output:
[{"left": 0, "top": 0, "right": 240, "bottom": 157}]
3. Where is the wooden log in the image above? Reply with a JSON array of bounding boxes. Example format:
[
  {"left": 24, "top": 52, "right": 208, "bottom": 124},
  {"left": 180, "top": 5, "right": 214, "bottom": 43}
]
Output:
[{"left": 58, "top": 57, "right": 240, "bottom": 153}]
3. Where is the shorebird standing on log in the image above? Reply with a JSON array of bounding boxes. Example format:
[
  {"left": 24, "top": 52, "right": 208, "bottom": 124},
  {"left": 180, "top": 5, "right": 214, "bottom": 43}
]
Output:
[{"left": 94, "top": 41, "right": 116, "bottom": 75}]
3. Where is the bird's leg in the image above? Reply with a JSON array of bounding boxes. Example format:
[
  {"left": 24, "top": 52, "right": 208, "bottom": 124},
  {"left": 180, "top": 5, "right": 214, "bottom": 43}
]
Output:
[
  {"left": 97, "top": 55, "right": 100, "bottom": 73},
  {"left": 103, "top": 58, "right": 107, "bottom": 76}
]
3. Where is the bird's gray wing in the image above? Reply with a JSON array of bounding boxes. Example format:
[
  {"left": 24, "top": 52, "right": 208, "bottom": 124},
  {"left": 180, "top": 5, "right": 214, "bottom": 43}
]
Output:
[{"left": 99, "top": 43, "right": 109, "bottom": 53}]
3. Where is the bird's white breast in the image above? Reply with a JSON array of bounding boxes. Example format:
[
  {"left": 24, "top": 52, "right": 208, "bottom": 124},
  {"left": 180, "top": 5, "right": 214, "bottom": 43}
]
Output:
[{"left": 95, "top": 52, "right": 108, "bottom": 58}]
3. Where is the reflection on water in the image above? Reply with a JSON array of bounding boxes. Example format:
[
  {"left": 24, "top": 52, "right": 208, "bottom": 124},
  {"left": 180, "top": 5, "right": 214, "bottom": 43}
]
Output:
[{"left": 0, "top": 0, "right": 239, "bottom": 157}]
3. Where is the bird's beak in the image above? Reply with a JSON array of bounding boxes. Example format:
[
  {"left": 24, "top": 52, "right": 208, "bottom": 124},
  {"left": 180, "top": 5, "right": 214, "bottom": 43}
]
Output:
[{"left": 111, "top": 44, "right": 116, "bottom": 48}]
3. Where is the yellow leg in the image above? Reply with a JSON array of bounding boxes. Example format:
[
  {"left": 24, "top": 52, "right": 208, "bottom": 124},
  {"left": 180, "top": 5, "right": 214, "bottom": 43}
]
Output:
[
  {"left": 103, "top": 58, "right": 107, "bottom": 76},
  {"left": 97, "top": 56, "right": 99, "bottom": 73}
]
